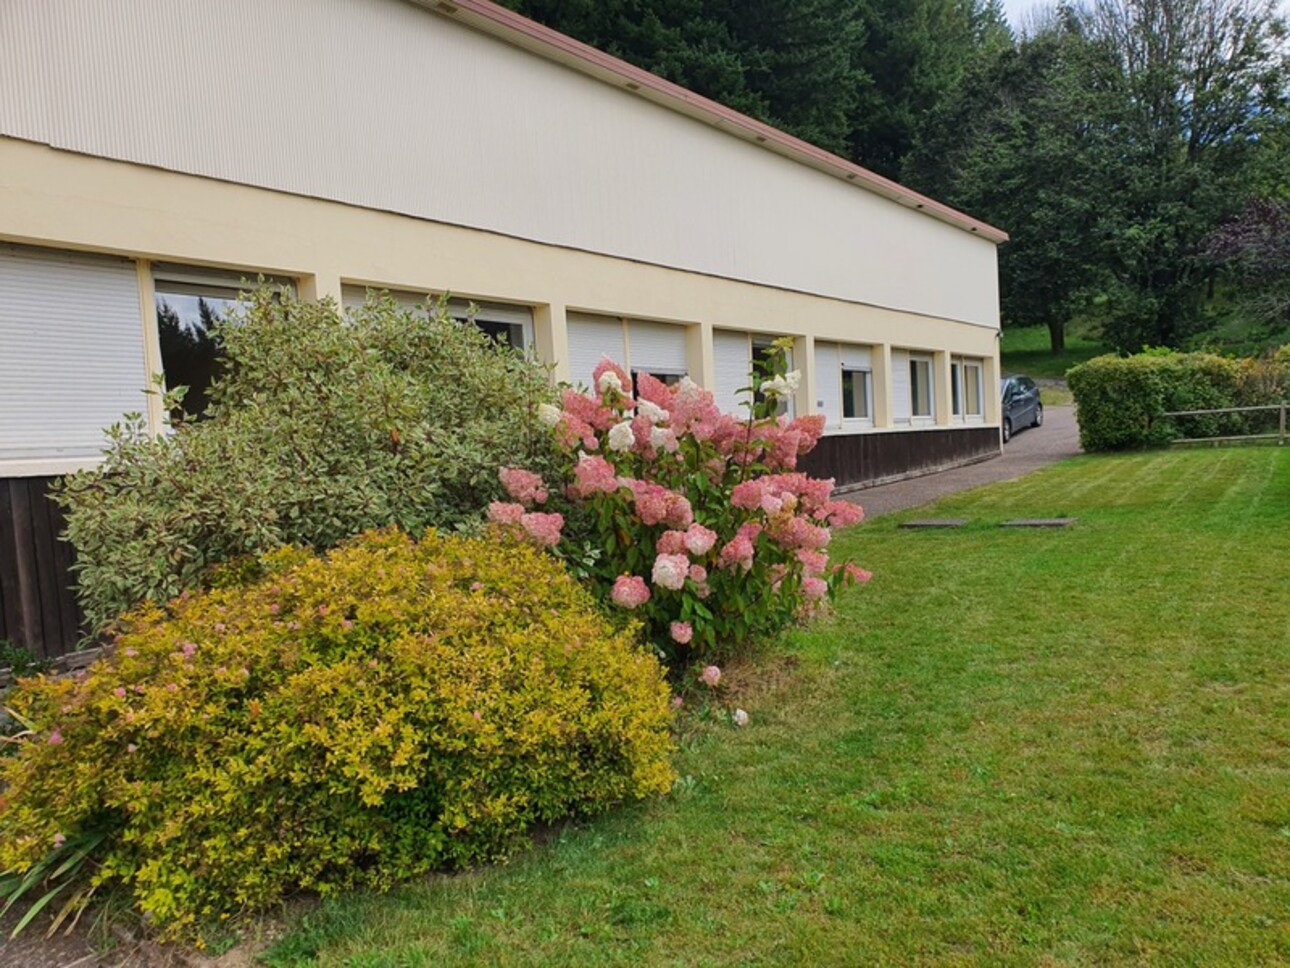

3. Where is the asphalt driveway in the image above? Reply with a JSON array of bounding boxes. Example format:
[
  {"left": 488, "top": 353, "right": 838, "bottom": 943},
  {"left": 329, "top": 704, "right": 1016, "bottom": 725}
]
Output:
[{"left": 850, "top": 405, "right": 1082, "bottom": 520}]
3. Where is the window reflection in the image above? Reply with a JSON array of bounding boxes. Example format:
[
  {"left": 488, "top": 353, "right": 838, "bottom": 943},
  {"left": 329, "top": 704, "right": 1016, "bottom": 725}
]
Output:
[{"left": 155, "top": 288, "right": 240, "bottom": 419}]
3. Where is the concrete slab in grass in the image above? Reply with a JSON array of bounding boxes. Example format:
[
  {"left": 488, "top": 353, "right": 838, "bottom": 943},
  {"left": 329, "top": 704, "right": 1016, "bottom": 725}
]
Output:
[{"left": 999, "top": 518, "right": 1077, "bottom": 528}]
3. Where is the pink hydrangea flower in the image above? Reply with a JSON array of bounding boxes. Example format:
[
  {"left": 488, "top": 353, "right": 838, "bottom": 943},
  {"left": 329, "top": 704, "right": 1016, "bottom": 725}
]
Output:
[
  {"left": 670, "top": 622, "right": 694, "bottom": 644},
  {"left": 499, "top": 467, "right": 549, "bottom": 506},
  {"left": 688, "top": 564, "right": 708, "bottom": 584},
  {"left": 47, "top": 728, "right": 63, "bottom": 746},
  {"left": 731, "top": 480, "right": 764, "bottom": 510},
  {"left": 487, "top": 501, "right": 525, "bottom": 526},
  {"left": 700, "top": 664, "right": 721, "bottom": 687},
  {"left": 803, "top": 576, "right": 828, "bottom": 600},
  {"left": 717, "top": 534, "right": 755, "bottom": 572},
  {"left": 824, "top": 499, "right": 864, "bottom": 528},
  {"left": 797, "top": 549, "right": 828, "bottom": 576},
  {"left": 628, "top": 481, "right": 692, "bottom": 528},
  {"left": 843, "top": 563, "right": 873, "bottom": 584},
  {"left": 181, "top": 641, "right": 198, "bottom": 659},
  {"left": 114, "top": 687, "right": 127, "bottom": 699},
  {"left": 592, "top": 359, "right": 632, "bottom": 403},
  {"left": 683, "top": 524, "right": 718, "bottom": 556},
  {"left": 611, "top": 575, "right": 651, "bottom": 609},
  {"left": 656, "top": 530, "right": 687, "bottom": 555},
  {"left": 671, "top": 695, "right": 684, "bottom": 710},
  {"left": 571, "top": 454, "right": 620, "bottom": 498},
  {"left": 53, "top": 833, "right": 66, "bottom": 848},
  {"left": 520, "top": 512, "right": 564, "bottom": 547},
  {"left": 652, "top": 553, "right": 690, "bottom": 591}
]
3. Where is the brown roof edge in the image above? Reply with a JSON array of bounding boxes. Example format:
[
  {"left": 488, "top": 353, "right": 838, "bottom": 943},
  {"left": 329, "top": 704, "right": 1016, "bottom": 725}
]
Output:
[{"left": 417, "top": 0, "right": 1009, "bottom": 244}]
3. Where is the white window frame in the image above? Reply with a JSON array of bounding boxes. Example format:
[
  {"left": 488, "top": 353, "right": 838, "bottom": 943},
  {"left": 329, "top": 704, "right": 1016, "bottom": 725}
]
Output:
[
  {"left": 841, "top": 365, "right": 873, "bottom": 427},
  {"left": 909, "top": 354, "right": 935, "bottom": 424},
  {"left": 951, "top": 356, "right": 985, "bottom": 425}
]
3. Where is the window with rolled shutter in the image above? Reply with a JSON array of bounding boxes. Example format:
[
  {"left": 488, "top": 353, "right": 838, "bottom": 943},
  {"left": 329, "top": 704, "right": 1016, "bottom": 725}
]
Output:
[
  {"left": 814, "top": 341, "right": 841, "bottom": 428},
  {"left": 0, "top": 244, "right": 145, "bottom": 463},
  {"left": 713, "top": 330, "right": 752, "bottom": 416},
  {"left": 891, "top": 349, "right": 911, "bottom": 423},
  {"left": 627, "top": 320, "right": 687, "bottom": 378},
  {"left": 566, "top": 313, "right": 626, "bottom": 391}
]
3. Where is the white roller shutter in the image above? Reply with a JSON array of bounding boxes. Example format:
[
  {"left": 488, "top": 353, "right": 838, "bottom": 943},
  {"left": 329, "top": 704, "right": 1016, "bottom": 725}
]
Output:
[
  {"left": 566, "top": 313, "right": 625, "bottom": 390},
  {"left": 814, "top": 341, "right": 841, "bottom": 429},
  {"left": 891, "top": 349, "right": 911, "bottom": 422},
  {"left": 341, "top": 285, "right": 430, "bottom": 314},
  {"left": 840, "top": 344, "right": 872, "bottom": 369},
  {"left": 0, "top": 244, "right": 145, "bottom": 462},
  {"left": 627, "top": 320, "right": 687, "bottom": 375},
  {"left": 713, "top": 329, "right": 752, "bottom": 416}
]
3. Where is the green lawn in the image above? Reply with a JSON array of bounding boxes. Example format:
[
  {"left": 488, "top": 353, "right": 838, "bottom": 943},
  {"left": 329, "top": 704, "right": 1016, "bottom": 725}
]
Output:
[
  {"left": 264, "top": 449, "right": 1290, "bottom": 967},
  {"left": 1001, "top": 325, "right": 1108, "bottom": 381}
]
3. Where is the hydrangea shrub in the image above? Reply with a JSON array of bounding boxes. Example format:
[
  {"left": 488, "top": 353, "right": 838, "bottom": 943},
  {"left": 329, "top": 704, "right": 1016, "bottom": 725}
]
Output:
[
  {"left": 489, "top": 340, "right": 869, "bottom": 662},
  {"left": 0, "top": 529, "right": 674, "bottom": 937}
]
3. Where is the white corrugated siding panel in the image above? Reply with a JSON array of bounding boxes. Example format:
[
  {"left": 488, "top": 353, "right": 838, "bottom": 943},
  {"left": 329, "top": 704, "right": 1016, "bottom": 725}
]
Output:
[
  {"left": 628, "top": 320, "right": 687, "bottom": 374},
  {"left": 566, "top": 314, "right": 625, "bottom": 391},
  {"left": 840, "top": 344, "right": 872, "bottom": 369},
  {"left": 0, "top": 0, "right": 999, "bottom": 327},
  {"left": 891, "top": 349, "right": 911, "bottom": 422},
  {"left": 713, "top": 330, "right": 751, "bottom": 416},
  {"left": 814, "top": 341, "right": 841, "bottom": 428},
  {"left": 0, "top": 244, "right": 145, "bottom": 460}
]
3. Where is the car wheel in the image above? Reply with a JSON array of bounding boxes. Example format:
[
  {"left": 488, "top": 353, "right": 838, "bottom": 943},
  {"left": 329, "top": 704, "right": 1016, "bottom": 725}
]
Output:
[
  {"left": 1002, "top": 418, "right": 1012, "bottom": 443},
  {"left": 1033, "top": 403, "right": 1043, "bottom": 428}
]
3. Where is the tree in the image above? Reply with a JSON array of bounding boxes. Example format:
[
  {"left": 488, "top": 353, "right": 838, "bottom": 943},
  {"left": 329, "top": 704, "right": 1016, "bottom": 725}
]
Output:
[
  {"left": 1202, "top": 197, "right": 1290, "bottom": 343},
  {"left": 1077, "top": 0, "right": 1289, "bottom": 350},
  {"left": 906, "top": 11, "right": 1122, "bottom": 351}
]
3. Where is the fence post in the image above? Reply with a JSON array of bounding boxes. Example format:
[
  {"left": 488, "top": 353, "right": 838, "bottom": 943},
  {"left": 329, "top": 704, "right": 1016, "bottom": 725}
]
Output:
[{"left": 1281, "top": 404, "right": 1286, "bottom": 446}]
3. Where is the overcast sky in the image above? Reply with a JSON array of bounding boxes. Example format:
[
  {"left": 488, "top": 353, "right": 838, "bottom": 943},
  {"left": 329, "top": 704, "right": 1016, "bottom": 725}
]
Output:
[{"left": 1001, "top": 0, "right": 1289, "bottom": 30}]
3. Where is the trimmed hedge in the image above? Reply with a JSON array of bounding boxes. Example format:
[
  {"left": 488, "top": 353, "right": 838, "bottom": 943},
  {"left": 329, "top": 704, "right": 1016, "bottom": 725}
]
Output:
[
  {"left": 0, "top": 529, "right": 675, "bottom": 937},
  {"left": 1067, "top": 350, "right": 1287, "bottom": 451}
]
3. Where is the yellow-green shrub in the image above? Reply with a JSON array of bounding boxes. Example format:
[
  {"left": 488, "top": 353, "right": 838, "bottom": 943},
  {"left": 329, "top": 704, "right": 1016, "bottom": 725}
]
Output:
[{"left": 0, "top": 529, "right": 674, "bottom": 936}]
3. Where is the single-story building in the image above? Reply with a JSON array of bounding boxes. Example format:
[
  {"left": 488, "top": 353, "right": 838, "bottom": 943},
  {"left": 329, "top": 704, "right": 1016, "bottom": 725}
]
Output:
[{"left": 0, "top": 0, "right": 1007, "bottom": 658}]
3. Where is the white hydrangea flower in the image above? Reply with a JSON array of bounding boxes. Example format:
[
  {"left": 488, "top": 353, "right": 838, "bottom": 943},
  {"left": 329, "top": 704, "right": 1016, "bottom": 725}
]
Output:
[
  {"left": 637, "top": 399, "right": 668, "bottom": 423},
  {"left": 784, "top": 370, "right": 802, "bottom": 393},
  {"left": 597, "top": 370, "right": 625, "bottom": 395},
  {"left": 732, "top": 708, "right": 749, "bottom": 727},
  {"left": 760, "top": 376, "right": 791, "bottom": 398},
  {"left": 537, "top": 403, "right": 561, "bottom": 428},
  {"left": 649, "top": 426, "right": 678, "bottom": 452},
  {"left": 607, "top": 420, "right": 636, "bottom": 452}
]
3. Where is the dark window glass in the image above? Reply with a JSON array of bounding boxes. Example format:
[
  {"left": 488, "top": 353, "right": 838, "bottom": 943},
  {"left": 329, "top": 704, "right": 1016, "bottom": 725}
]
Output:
[
  {"left": 842, "top": 369, "right": 870, "bottom": 419},
  {"left": 155, "top": 287, "right": 241, "bottom": 419},
  {"left": 910, "top": 359, "right": 932, "bottom": 417},
  {"left": 632, "top": 370, "right": 684, "bottom": 393},
  {"left": 951, "top": 363, "right": 962, "bottom": 415},
  {"left": 462, "top": 317, "right": 524, "bottom": 349}
]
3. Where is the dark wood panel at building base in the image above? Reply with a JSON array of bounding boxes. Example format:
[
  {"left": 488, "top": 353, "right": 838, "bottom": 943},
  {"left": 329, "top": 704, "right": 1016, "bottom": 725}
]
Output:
[
  {"left": 0, "top": 476, "right": 85, "bottom": 660},
  {"left": 800, "top": 426, "right": 1001, "bottom": 490}
]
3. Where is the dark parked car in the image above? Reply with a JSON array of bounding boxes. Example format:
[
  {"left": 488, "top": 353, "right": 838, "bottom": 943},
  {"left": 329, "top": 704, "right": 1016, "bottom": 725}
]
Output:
[{"left": 1000, "top": 375, "right": 1042, "bottom": 443}]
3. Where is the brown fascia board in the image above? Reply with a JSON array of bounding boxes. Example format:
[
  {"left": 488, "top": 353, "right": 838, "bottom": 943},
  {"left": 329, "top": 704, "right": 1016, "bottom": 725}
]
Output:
[{"left": 417, "top": 0, "right": 1009, "bottom": 244}]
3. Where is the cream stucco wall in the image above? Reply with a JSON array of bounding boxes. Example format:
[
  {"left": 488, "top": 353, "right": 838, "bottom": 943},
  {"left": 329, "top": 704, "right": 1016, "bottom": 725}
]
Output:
[
  {"left": 0, "top": 0, "right": 1001, "bottom": 328},
  {"left": 0, "top": 137, "right": 1000, "bottom": 476}
]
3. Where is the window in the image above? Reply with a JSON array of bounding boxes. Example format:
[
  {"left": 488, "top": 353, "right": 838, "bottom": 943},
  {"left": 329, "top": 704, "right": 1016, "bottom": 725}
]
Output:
[
  {"left": 842, "top": 368, "right": 871, "bottom": 420},
  {"left": 154, "top": 265, "right": 291, "bottom": 419},
  {"left": 964, "top": 362, "right": 983, "bottom": 417},
  {"left": 952, "top": 356, "right": 984, "bottom": 421},
  {"left": 909, "top": 356, "right": 933, "bottom": 419},
  {"left": 752, "top": 340, "right": 793, "bottom": 417},
  {"left": 340, "top": 285, "right": 534, "bottom": 351}
]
